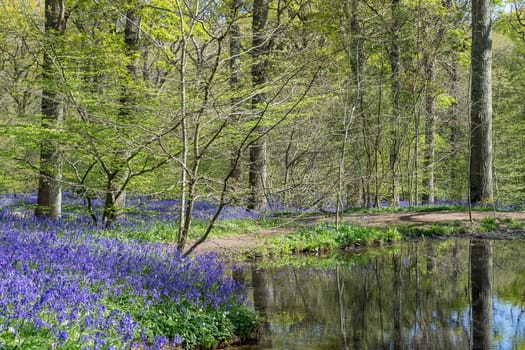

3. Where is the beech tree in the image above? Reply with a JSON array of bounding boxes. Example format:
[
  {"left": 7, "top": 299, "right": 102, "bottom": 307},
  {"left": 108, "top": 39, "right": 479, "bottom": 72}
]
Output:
[
  {"left": 2, "top": 0, "right": 525, "bottom": 224},
  {"left": 248, "top": 0, "right": 270, "bottom": 211},
  {"left": 36, "top": 0, "right": 69, "bottom": 218},
  {"left": 469, "top": 0, "right": 494, "bottom": 204}
]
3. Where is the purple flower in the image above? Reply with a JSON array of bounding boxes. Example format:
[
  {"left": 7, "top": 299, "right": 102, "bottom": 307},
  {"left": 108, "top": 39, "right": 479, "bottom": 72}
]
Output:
[
  {"left": 58, "top": 330, "right": 69, "bottom": 342},
  {"left": 0, "top": 193, "right": 249, "bottom": 348}
]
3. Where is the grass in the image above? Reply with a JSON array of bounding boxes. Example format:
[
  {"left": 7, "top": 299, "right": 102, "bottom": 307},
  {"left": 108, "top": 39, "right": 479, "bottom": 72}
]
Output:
[
  {"left": 395, "top": 221, "right": 467, "bottom": 238},
  {"left": 102, "top": 217, "right": 281, "bottom": 243},
  {"left": 271, "top": 224, "right": 401, "bottom": 254},
  {"left": 268, "top": 214, "right": 525, "bottom": 255},
  {"left": 501, "top": 217, "right": 525, "bottom": 230},
  {"left": 476, "top": 217, "right": 500, "bottom": 232}
]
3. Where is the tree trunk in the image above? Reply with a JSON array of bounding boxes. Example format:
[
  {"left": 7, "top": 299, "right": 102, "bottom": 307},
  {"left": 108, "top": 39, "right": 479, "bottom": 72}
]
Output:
[
  {"left": 248, "top": 142, "right": 267, "bottom": 210},
  {"left": 347, "top": 0, "right": 365, "bottom": 112},
  {"left": 102, "top": 187, "right": 123, "bottom": 226},
  {"left": 176, "top": 0, "right": 189, "bottom": 248},
  {"left": 229, "top": 0, "right": 243, "bottom": 200},
  {"left": 36, "top": 0, "right": 68, "bottom": 218},
  {"left": 413, "top": 110, "right": 420, "bottom": 206},
  {"left": 449, "top": 60, "right": 462, "bottom": 200},
  {"left": 423, "top": 54, "right": 436, "bottom": 205},
  {"left": 344, "top": 0, "right": 366, "bottom": 210},
  {"left": 470, "top": 0, "right": 493, "bottom": 204},
  {"left": 248, "top": 0, "right": 270, "bottom": 211},
  {"left": 101, "top": 4, "right": 141, "bottom": 225},
  {"left": 389, "top": 0, "right": 402, "bottom": 208}
]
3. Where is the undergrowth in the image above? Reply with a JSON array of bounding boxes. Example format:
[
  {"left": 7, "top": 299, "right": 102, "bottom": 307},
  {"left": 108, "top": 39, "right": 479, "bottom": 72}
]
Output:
[
  {"left": 396, "top": 221, "right": 467, "bottom": 237},
  {"left": 103, "top": 218, "right": 278, "bottom": 243},
  {"left": 271, "top": 224, "right": 401, "bottom": 253}
]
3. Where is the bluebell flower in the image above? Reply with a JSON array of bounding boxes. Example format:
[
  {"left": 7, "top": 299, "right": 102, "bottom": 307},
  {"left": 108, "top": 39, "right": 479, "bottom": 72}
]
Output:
[
  {"left": 58, "top": 330, "right": 69, "bottom": 342},
  {"left": 0, "top": 193, "right": 250, "bottom": 348}
]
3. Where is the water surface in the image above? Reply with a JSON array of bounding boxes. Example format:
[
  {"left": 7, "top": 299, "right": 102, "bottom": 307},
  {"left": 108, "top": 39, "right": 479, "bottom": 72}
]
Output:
[{"left": 236, "top": 239, "right": 525, "bottom": 350}]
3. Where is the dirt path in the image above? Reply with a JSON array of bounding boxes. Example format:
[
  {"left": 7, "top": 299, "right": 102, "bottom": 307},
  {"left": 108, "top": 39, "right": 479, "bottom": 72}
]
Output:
[
  {"left": 344, "top": 210, "right": 525, "bottom": 226},
  {"left": 190, "top": 211, "right": 525, "bottom": 257}
]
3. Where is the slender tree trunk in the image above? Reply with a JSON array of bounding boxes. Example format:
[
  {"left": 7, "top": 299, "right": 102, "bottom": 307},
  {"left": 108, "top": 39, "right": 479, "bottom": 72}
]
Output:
[
  {"left": 283, "top": 124, "right": 296, "bottom": 207},
  {"left": 389, "top": 0, "right": 402, "bottom": 207},
  {"left": 36, "top": 0, "right": 68, "bottom": 218},
  {"left": 180, "top": 173, "right": 198, "bottom": 246},
  {"left": 345, "top": 0, "right": 366, "bottom": 210},
  {"left": 373, "top": 47, "right": 386, "bottom": 208},
  {"left": 347, "top": 0, "right": 365, "bottom": 115},
  {"left": 248, "top": 0, "right": 270, "bottom": 211},
  {"left": 423, "top": 54, "right": 436, "bottom": 205},
  {"left": 414, "top": 110, "right": 420, "bottom": 206},
  {"left": 229, "top": 0, "right": 243, "bottom": 197},
  {"left": 470, "top": 0, "right": 493, "bottom": 204},
  {"left": 449, "top": 60, "right": 462, "bottom": 199},
  {"left": 336, "top": 101, "right": 352, "bottom": 228},
  {"left": 177, "top": 0, "right": 189, "bottom": 249}
]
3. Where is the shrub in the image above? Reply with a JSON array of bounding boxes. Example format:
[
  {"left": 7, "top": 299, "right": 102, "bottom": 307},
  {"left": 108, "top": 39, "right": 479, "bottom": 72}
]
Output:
[
  {"left": 397, "top": 223, "right": 466, "bottom": 237},
  {"left": 335, "top": 225, "right": 401, "bottom": 248},
  {"left": 477, "top": 217, "right": 499, "bottom": 232}
]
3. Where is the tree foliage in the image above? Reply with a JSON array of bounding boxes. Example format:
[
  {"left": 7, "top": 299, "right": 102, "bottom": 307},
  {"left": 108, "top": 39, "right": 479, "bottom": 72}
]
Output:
[{"left": 0, "top": 0, "right": 524, "bottom": 246}]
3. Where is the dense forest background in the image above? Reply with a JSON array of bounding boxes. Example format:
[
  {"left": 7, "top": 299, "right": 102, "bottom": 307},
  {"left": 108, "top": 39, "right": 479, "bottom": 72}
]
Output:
[{"left": 1, "top": 0, "right": 524, "bottom": 223}]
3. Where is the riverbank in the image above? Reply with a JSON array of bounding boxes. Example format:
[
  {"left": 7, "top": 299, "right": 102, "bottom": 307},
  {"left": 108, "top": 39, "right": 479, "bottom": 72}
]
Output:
[{"left": 190, "top": 210, "right": 525, "bottom": 258}]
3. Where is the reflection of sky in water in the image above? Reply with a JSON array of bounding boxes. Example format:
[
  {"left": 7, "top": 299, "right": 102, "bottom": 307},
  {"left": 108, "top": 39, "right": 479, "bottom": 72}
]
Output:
[
  {"left": 400, "top": 298, "right": 525, "bottom": 349},
  {"left": 492, "top": 298, "right": 525, "bottom": 349},
  {"left": 458, "top": 297, "right": 525, "bottom": 350},
  {"left": 246, "top": 240, "right": 525, "bottom": 350}
]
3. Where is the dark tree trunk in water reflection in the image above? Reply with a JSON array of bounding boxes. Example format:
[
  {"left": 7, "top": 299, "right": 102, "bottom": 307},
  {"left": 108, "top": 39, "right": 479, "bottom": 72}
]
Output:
[
  {"left": 374, "top": 257, "right": 387, "bottom": 349},
  {"left": 470, "top": 240, "right": 493, "bottom": 350},
  {"left": 393, "top": 253, "right": 403, "bottom": 349},
  {"left": 236, "top": 240, "right": 525, "bottom": 349},
  {"left": 252, "top": 266, "right": 272, "bottom": 346}
]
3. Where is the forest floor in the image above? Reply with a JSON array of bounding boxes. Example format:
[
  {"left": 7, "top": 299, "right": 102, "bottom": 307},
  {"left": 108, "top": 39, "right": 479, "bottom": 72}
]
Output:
[{"left": 190, "top": 210, "right": 525, "bottom": 258}]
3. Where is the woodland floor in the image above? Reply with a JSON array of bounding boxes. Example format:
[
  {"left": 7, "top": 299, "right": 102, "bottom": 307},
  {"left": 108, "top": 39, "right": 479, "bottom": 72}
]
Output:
[{"left": 190, "top": 210, "right": 525, "bottom": 258}]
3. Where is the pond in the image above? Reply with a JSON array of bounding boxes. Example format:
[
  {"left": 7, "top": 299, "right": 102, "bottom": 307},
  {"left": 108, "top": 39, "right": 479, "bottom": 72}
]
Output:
[{"left": 233, "top": 239, "right": 525, "bottom": 350}]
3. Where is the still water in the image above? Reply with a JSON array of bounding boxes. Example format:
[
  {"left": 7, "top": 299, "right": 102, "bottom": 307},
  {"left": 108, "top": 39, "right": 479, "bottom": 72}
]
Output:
[{"left": 235, "top": 239, "right": 525, "bottom": 350}]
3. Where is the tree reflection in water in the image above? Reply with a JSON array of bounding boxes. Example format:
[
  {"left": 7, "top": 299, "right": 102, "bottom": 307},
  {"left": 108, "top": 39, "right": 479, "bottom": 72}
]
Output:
[
  {"left": 240, "top": 239, "right": 525, "bottom": 350},
  {"left": 470, "top": 239, "right": 493, "bottom": 350}
]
